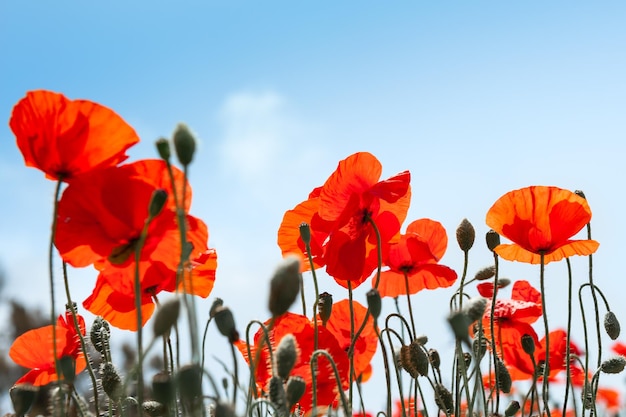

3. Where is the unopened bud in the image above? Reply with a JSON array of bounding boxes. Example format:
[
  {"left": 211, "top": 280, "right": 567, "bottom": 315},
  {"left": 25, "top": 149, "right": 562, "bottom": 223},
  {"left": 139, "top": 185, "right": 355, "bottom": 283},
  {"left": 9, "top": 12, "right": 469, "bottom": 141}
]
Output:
[
  {"left": 600, "top": 356, "right": 626, "bottom": 374},
  {"left": 521, "top": 334, "right": 535, "bottom": 356},
  {"left": 101, "top": 363, "right": 124, "bottom": 401},
  {"left": 434, "top": 383, "right": 453, "bottom": 413},
  {"left": 473, "top": 336, "right": 487, "bottom": 360},
  {"left": 497, "top": 278, "right": 511, "bottom": 289},
  {"left": 213, "top": 306, "right": 239, "bottom": 343},
  {"left": 275, "top": 334, "right": 298, "bottom": 380},
  {"left": 59, "top": 355, "right": 76, "bottom": 384},
  {"left": 152, "top": 372, "right": 175, "bottom": 406},
  {"left": 173, "top": 123, "right": 196, "bottom": 166},
  {"left": 464, "top": 297, "right": 487, "bottom": 323},
  {"left": 486, "top": 229, "right": 500, "bottom": 252},
  {"left": 268, "top": 255, "right": 301, "bottom": 317},
  {"left": 400, "top": 340, "right": 429, "bottom": 378},
  {"left": 505, "top": 400, "right": 521, "bottom": 416},
  {"left": 299, "top": 223, "right": 311, "bottom": 246},
  {"left": 10, "top": 384, "right": 38, "bottom": 417},
  {"left": 153, "top": 297, "right": 180, "bottom": 337},
  {"left": 574, "top": 190, "right": 586, "bottom": 199},
  {"left": 149, "top": 189, "right": 168, "bottom": 219},
  {"left": 90, "top": 316, "right": 110, "bottom": 355},
  {"left": 285, "top": 376, "right": 306, "bottom": 410},
  {"left": 317, "top": 292, "right": 333, "bottom": 325},
  {"left": 269, "top": 376, "right": 287, "bottom": 414},
  {"left": 428, "top": 349, "right": 440, "bottom": 370},
  {"left": 209, "top": 297, "right": 224, "bottom": 318},
  {"left": 366, "top": 288, "right": 381, "bottom": 320},
  {"left": 415, "top": 334, "right": 428, "bottom": 345},
  {"left": 456, "top": 218, "right": 475, "bottom": 252},
  {"left": 176, "top": 364, "right": 203, "bottom": 406},
  {"left": 155, "top": 138, "right": 171, "bottom": 162},
  {"left": 474, "top": 266, "right": 496, "bottom": 281},
  {"left": 496, "top": 357, "right": 512, "bottom": 393},
  {"left": 447, "top": 311, "right": 470, "bottom": 345},
  {"left": 604, "top": 311, "right": 621, "bottom": 340},
  {"left": 142, "top": 401, "right": 166, "bottom": 417}
]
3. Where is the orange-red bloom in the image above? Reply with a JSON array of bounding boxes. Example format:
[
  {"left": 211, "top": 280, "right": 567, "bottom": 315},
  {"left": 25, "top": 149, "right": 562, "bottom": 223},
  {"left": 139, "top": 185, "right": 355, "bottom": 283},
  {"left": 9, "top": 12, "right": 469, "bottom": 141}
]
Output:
[
  {"left": 55, "top": 159, "right": 216, "bottom": 330},
  {"left": 235, "top": 313, "right": 349, "bottom": 412},
  {"left": 9, "top": 90, "right": 139, "bottom": 181},
  {"left": 486, "top": 186, "right": 599, "bottom": 264},
  {"left": 377, "top": 219, "right": 457, "bottom": 298},
  {"left": 9, "top": 312, "right": 86, "bottom": 386},
  {"left": 278, "top": 152, "right": 411, "bottom": 287}
]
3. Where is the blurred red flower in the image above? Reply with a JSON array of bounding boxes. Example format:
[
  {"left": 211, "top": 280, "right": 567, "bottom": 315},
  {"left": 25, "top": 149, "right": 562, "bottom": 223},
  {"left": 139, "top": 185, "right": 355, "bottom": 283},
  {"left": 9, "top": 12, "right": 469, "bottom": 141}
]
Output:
[
  {"left": 486, "top": 186, "right": 599, "bottom": 264},
  {"left": 235, "top": 312, "right": 349, "bottom": 412},
  {"left": 9, "top": 312, "right": 86, "bottom": 386},
  {"left": 377, "top": 219, "right": 457, "bottom": 298},
  {"left": 9, "top": 90, "right": 139, "bottom": 181}
]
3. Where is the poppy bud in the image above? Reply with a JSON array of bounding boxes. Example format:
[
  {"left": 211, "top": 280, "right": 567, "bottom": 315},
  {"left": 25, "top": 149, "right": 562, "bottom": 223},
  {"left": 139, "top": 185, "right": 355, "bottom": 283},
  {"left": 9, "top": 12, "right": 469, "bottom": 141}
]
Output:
[
  {"left": 209, "top": 297, "right": 224, "bottom": 318},
  {"left": 317, "top": 292, "right": 333, "bottom": 326},
  {"left": 463, "top": 352, "right": 472, "bottom": 369},
  {"left": 574, "top": 189, "right": 587, "bottom": 199},
  {"left": 90, "top": 316, "right": 111, "bottom": 355},
  {"left": 101, "top": 362, "right": 124, "bottom": 401},
  {"left": 456, "top": 218, "right": 475, "bottom": 252},
  {"left": 286, "top": 376, "right": 306, "bottom": 410},
  {"left": 152, "top": 372, "right": 175, "bottom": 406},
  {"left": 496, "top": 357, "right": 512, "bottom": 393},
  {"left": 148, "top": 189, "right": 168, "bottom": 219},
  {"left": 473, "top": 336, "right": 487, "bottom": 360},
  {"left": 173, "top": 123, "right": 196, "bottom": 166},
  {"left": 428, "top": 348, "right": 440, "bottom": 370},
  {"left": 604, "top": 311, "right": 621, "bottom": 340},
  {"left": 504, "top": 400, "right": 520, "bottom": 416},
  {"left": 521, "top": 334, "right": 535, "bottom": 356},
  {"left": 269, "top": 375, "right": 287, "bottom": 412},
  {"left": 464, "top": 297, "right": 487, "bottom": 323},
  {"left": 447, "top": 310, "right": 470, "bottom": 345},
  {"left": 400, "top": 340, "right": 429, "bottom": 378},
  {"left": 474, "top": 266, "right": 496, "bottom": 281},
  {"left": 155, "top": 138, "right": 171, "bottom": 162},
  {"left": 433, "top": 383, "right": 453, "bottom": 414},
  {"left": 299, "top": 222, "right": 311, "bottom": 246},
  {"left": 176, "top": 364, "right": 203, "bottom": 409},
  {"left": 486, "top": 229, "right": 500, "bottom": 252},
  {"left": 275, "top": 334, "right": 298, "bottom": 380},
  {"left": 10, "top": 384, "right": 38, "bottom": 417},
  {"left": 600, "top": 356, "right": 626, "bottom": 374},
  {"left": 59, "top": 355, "right": 76, "bottom": 384},
  {"left": 268, "top": 255, "right": 301, "bottom": 318},
  {"left": 497, "top": 278, "right": 511, "bottom": 289},
  {"left": 213, "top": 306, "right": 239, "bottom": 343},
  {"left": 142, "top": 401, "right": 166, "bottom": 417},
  {"left": 366, "top": 288, "right": 381, "bottom": 320},
  {"left": 153, "top": 297, "right": 180, "bottom": 337}
]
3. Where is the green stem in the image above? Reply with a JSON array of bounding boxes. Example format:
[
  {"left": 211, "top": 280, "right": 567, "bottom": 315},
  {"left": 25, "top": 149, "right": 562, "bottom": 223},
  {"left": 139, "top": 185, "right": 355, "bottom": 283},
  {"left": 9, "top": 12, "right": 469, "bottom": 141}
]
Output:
[
  {"left": 539, "top": 252, "right": 551, "bottom": 417},
  {"left": 48, "top": 179, "right": 63, "bottom": 382}
]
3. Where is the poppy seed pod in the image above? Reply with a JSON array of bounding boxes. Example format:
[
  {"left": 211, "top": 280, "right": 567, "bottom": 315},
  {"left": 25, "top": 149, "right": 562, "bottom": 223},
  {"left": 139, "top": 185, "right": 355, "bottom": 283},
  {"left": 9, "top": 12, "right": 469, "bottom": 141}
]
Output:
[
  {"left": 428, "top": 348, "right": 441, "bottom": 370},
  {"left": 317, "top": 292, "right": 333, "bottom": 326},
  {"left": 209, "top": 297, "right": 224, "bottom": 318},
  {"left": 504, "top": 400, "right": 521, "bottom": 416},
  {"left": 600, "top": 356, "right": 626, "bottom": 374},
  {"left": 286, "top": 376, "right": 306, "bottom": 410},
  {"left": 485, "top": 229, "right": 500, "bottom": 252},
  {"left": 213, "top": 306, "right": 239, "bottom": 343},
  {"left": 456, "top": 218, "right": 475, "bottom": 252},
  {"left": 153, "top": 297, "right": 180, "bottom": 337},
  {"left": 275, "top": 334, "right": 298, "bottom": 380},
  {"left": 155, "top": 138, "right": 171, "bottom": 162},
  {"left": 148, "top": 189, "right": 168, "bottom": 219},
  {"left": 176, "top": 364, "right": 203, "bottom": 407},
  {"left": 474, "top": 265, "right": 496, "bottom": 281},
  {"left": 268, "top": 255, "right": 302, "bottom": 318},
  {"left": 434, "top": 383, "right": 453, "bottom": 414},
  {"left": 604, "top": 311, "right": 621, "bottom": 340},
  {"left": 299, "top": 222, "right": 311, "bottom": 246},
  {"left": 101, "top": 362, "right": 124, "bottom": 401},
  {"left": 521, "top": 334, "right": 535, "bottom": 356},
  {"left": 173, "top": 123, "right": 196, "bottom": 166},
  {"left": 366, "top": 288, "right": 381, "bottom": 320},
  {"left": 400, "top": 340, "right": 429, "bottom": 378},
  {"left": 152, "top": 372, "right": 175, "bottom": 406},
  {"left": 9, "top": 384, "right": 38, "bottom": 417},
  {"left": 90, "top": 316, "right": 111, "bottom": 355}
]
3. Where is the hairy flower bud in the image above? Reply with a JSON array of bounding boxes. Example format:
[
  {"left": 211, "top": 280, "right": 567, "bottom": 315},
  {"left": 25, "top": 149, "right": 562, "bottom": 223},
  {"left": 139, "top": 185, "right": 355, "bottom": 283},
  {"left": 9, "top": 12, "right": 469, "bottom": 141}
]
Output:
[
  {"left": 464, "top": 297, "right": 487, "bottom": 323},
  {"left": 155, "top": 138, "right": 171, "bottom": 162},
  {"left": 101, "top": 362, "right": 124, "bottom": 401},
  {"left": 213, "top": 306, "right": 239, "bottom": 343},
  {"left": 10, "top": 384, "right": 38, "bottom": 417},
  {"left": 474, "top": 265, "right": 496, "bottom": 281},
  {"left": 366, "top": 288, "right": 382, "bottom": 320},
  {"left": 486, "top": 229, "right": 500, "bottom": 252},
  {"left": 400, "top": 340, "right": 429, "bottom": 378},
  {"left": 148, "top": 189, "right": 168, "bottom": 219},
  {"left": 268, "top": 255, "right": 301, "bottom": 318},
  {"left": 521, "top": 334, "right": 535, "bottom": 356},
  {"left": 456, "top": 218, "right": 475, "bottom": 252},
  {"left": 496, "top": 357, "right": 512, "bottom": 393},
  {"left": 286, "top": 376, "right": 306, "bottom": 410},
  {"left": 505, "top": 400, "right": 521, "bottom": 416},
  {"left": 434, "top": 383, "right": 453, "bottom": 413},
  {"left": 428, "top": 349, "right": 441, "bottom": 371},
  {"left": 275, "top": 334, "right": 298, "bottom": 380},
  {"left": 153, "top": 297, "right": 180, "bottom": 337},
  {"left": 173, "top": 123, "right": 196, "bottom": 166},
  {"left": 142, "top": 401, "right": 166, "bottom": 417},
  {"left": 604, "top": 311, "right": 621, "bottom": 340},
  {"left": 317, "top": 292, "right": 333, "bottom": 326},
  {"left": 600, "top": 356, "right": 626, "bottom": 374},
  {"left": 269, "top": 376, "right": 287, "bottom": 415},
  {"left": 90, "top": 316, "right": 111, "bottom": 355}
]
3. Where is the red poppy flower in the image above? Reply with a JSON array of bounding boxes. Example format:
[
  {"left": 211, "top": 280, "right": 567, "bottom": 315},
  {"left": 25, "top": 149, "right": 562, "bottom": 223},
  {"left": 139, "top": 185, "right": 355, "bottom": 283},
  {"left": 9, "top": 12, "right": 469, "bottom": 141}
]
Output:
[
  {"left": 323, "top": 299, "right": 378, "bottom": 381},
  {"left": 277, "top": 152, "right": 411, "bottom": 287},
  {"left": 486, "top": 186, "right": 599, "bottom": 264},
  {"left": 9, "top": 312, "right": 86, "bottom": 386},
  {"left": 9, "top": 90, "right": 139, "bottom": 181},
  {"left": 377, "top": 219, "right": 457, "bottom": 298},
  {"left": 235, "top": 313, "right": 349, "bottom": 412}
]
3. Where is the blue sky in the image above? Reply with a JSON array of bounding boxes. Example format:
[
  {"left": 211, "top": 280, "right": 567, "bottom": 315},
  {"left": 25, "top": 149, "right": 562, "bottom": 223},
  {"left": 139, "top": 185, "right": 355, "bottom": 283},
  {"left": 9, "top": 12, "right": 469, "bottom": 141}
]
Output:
[{"left": 1, "top": 1, "right": 626, "bottom": 411}]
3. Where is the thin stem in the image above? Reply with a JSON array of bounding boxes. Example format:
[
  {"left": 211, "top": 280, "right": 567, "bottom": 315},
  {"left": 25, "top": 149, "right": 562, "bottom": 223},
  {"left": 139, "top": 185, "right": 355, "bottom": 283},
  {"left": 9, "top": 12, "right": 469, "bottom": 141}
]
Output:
[
  {"left": 585, "top": 223, "right": 602, "bottom": 369},
  {"left": 563, "top": 258, "right": 573, "bottom": 417},
  {"left": 48, "top": 179, "right": 63, "bottom": 381},
  {"left": 229, "top": 342, "right": 239, "bottom": 407},
  {"left": 403, "top": 272, "right": 416, "bottom": 339},
  {"left": 539, "top": 252, "right": 551, "bottom": 417},
  {"left": 489, "top": 252, "right": 500, "bottom": 414}
]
